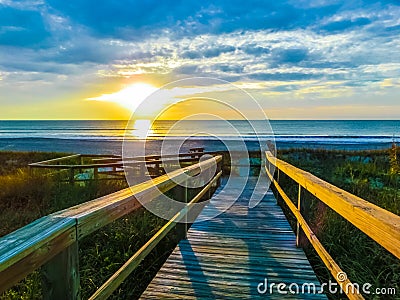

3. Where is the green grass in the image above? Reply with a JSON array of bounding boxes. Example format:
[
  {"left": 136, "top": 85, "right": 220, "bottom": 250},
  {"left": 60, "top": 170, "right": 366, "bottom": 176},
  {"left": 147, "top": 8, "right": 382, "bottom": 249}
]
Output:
[
  {"left": 4, "top": 148, "right": 398, "bottom": 299},
  {"left": 0, "top": 151, "right": 181, "bottom": 299},
  {"left": 274, "top": 147, "right": 400, "bottom": 299}
]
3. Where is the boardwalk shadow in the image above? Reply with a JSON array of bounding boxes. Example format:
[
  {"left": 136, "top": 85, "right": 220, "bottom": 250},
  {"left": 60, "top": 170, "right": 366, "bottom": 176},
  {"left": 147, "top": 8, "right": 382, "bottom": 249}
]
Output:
[
  {"left": 179, "top": 240, "right": 217, "bottom": 299},
  {"left": 143, "top": 176, "right": 326, "bottom": 299},
  {"left": 180, "top": 176, "right": 325, "bottom": 299}
]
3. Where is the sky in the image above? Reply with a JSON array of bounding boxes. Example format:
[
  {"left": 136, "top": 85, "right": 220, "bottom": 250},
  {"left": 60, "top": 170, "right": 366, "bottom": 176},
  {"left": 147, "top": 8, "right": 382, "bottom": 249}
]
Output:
[{"left": 0, "top": 0, "right": 399, "bottom": 120}]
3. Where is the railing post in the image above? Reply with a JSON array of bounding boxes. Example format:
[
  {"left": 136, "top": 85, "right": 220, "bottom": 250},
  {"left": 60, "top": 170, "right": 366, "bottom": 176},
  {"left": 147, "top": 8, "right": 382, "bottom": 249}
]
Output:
[
  {"left": 69, "top": 168, "right": 74, "bottom": 184},
  {"left": 41, "top": 241, "right": 80, "bottom": 300},
  {"left": 276, "top": 168, "right": 281, "bottom": 206},
  {"left": 155, "top": 162, "right": 160, "bottom": 176},
  {"left": 217, "top": 160, "right": 222, "bottom": 187},
  {"left": 296, "top": 184, "right": 309, "bottom": 248},
  {"left": 79, "top": 155, "right": 83, "bottom": 174},
  {"left": 183, "top": 182, "right": 188, "bottom": 239},
  {"left": 207, "top": 177, "right": 211, "bottom": 200},
  {"left": 173, "top": 181, "right": 188, "bottom": 240}
]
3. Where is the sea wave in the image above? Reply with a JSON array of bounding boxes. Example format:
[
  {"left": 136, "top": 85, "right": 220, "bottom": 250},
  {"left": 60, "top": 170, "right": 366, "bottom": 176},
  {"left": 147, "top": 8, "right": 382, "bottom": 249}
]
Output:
[{"left": 0, "top": 135, "right": 396, "bottom": 144}]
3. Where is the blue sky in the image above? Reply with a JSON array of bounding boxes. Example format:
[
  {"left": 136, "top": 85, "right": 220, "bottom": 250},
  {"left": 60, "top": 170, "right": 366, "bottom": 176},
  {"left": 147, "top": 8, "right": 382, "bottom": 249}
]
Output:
[{"left": 0, "top": 0, "right": 399, "bottom": 119}]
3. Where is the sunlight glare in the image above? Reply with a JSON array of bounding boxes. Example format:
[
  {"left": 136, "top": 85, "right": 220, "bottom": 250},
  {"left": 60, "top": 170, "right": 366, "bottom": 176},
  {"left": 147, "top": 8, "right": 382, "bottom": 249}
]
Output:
[
  {"left": 131, "top": 119, "right": 153, "bottom": 139},
  {"left": 87, "top": 83, "right": 157, "bottom": 112}
]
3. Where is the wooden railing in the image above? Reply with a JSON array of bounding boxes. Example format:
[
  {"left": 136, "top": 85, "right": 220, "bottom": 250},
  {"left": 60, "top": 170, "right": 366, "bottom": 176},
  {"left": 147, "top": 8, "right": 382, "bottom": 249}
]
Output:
[
  {"left": 265, "top": 151, "right": 400, "bottom": 300},
  {"left": 29, "top": 152, "right": 209, "bottom": 183},
  {"left": 0, "top": 155, "right": 222, "bottom": 299}
]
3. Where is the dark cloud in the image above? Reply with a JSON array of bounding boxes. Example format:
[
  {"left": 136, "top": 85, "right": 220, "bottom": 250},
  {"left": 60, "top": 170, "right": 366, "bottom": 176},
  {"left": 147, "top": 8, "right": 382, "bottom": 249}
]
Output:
[
  {"left": 203, "top": 45, "right": 235, "bottom": 58},
  {"left": 182, "top": 45, "right": 235, "bottom": 59},
  {"left": 273, "top": 48, "right": 309, "bottom": 65},
  {"left": 248, "top": 72, "right": 321, "bottom": 81},
  {"left": 174, "top": 64, "right": 200, "bottom": 75},
  {"left": 215, "top": 64, "right": 244, "bottom": 73},
  {"left": 308, "top": 61, "right": 357, "bottom": 69},
  {"left": 241, "top": 45, "right": 270, "bottom": 56},
  {"left": 181, "top": 50, "right": 202, "bottom": 59},
  {"left": 0, "top": 6, "right": 49, "bottom": 47}
]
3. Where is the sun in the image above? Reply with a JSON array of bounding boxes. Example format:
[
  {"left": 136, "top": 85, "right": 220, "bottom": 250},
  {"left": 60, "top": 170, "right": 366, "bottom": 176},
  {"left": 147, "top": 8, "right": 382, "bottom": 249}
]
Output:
[{"left": 87, "top": 82, "right": 158, "bottom": 112}]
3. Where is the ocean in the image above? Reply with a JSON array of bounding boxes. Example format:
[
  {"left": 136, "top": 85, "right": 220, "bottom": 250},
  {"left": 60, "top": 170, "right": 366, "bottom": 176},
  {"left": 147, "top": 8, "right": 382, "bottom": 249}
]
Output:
[{"left": 0, "top": 120, "right": 398, "bottom": 155}]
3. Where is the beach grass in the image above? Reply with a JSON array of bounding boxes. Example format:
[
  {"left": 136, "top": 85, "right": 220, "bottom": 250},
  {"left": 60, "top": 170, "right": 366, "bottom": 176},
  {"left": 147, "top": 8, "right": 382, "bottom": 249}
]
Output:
[
  {"left": 1, "top": 148, "right": 399, "bottom": 299},
  {"left": 274, "top": 147, "right": 399, "bottom": 299},
  {"left": 0, "top": 151, "right": 179, "bottom": 299}
]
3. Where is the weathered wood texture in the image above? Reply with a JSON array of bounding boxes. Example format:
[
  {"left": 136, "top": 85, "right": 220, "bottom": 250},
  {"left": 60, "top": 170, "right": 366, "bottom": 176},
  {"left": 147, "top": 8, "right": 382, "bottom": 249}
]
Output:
[
  {"left": 89, "top": 171, "right": 222, "bottom": 300},
  {"left": 0, "top": 155, "right": 222, "bottom": 296},
  {"left": 41, "top": 241, "right": 80, "bottom": 300},
  {"left": 141, "top": 177, "right": 326, "bottom": 299},
  {"left": 0, "top": 217, "right": 76, "bottom": 292},
  {"left": 265, "top": 167, "right": 363, "bottom": 300},
  {"left": 266, "top": 151, "right": 400, "bottom": 260}
]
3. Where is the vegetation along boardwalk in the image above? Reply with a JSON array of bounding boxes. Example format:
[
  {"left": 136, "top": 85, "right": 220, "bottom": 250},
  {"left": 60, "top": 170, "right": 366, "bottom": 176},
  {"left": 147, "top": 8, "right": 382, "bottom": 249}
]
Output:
[{"left": 141, "top": 176, "right": 326, "bottom": 299}]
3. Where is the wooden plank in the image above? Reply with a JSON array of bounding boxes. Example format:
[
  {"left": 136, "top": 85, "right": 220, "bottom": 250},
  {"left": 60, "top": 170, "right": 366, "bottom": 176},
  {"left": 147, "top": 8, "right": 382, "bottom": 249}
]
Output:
[
  {"left": 42, "top": 242, "right": 80, "bottom": 300},
  {"left": 141, "top": 177, "right": 326, "bottom": 299},
  {"left": 29, "top": 154, "right": 81, "bottom": 166},
  {"left": 266, "top": 151, "right": 400, "bottom": 260},
  {"left": 54, "top": 155, "right": 222, "bottom": 239},
  {"left": 89, "top": 171, "right": 222, "bottom": 299},
  {"left": 0, "top": 217, "right": 76, "bottom": 293},
  {"left": 0, "top": 154, "right": 221, "bottom": 295},
  {"left": 266, "top": 167, "right": 364, "bottom": 300}
]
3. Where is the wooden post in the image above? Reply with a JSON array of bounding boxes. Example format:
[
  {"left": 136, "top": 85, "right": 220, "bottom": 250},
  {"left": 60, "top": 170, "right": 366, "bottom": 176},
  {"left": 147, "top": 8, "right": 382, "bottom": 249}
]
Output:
[
  {"left": 79, "top": 156, "right": 83, "bottom": 174},
  {"left": 94, "top": 167, "right": 98, "bottom": 180},
  {"left": 182, "top": 182, "right": 188, "bottom": 240},
  {"left": 276, "top": 169, "right": 281, "bottom": 206},
  {"left": 296, "top": 184, "right": 309, "bottom": 248},
  {"left": 217, "top": 161, "right": 222, "bottom": 188},
  {"left": 173, "top": 182, "right": 188, "bottom": 240},
  {"left": 41, "top": 241, "right": 80, "bottom": 300},
  {"left": 206, "top": 171, "right": 212, "bottom": 200},
  {"left": 69, "top": 168, "right": 74, "bottom": 184}
]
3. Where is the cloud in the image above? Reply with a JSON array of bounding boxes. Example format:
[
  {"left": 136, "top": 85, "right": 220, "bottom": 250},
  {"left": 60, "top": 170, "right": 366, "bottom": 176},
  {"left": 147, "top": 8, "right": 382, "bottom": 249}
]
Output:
[
  {"left": 241, "top": 45, "right": 270, "bottom": 56},
  {"left": 182, "top": 45, "right": 236, "bottom": 59},
  {"left": 45, "top": 0, "right": 206, "bottom": 39},
  {"left": 320, "top": 17, "right": 371, "bottom": 32},
  {"left": 1, "top": 0, "right": 400, "bottom": 120},
  {"left": 273, "top": 48, "right": 309, "bottom": 65},
  {"left": 43, "top": 0, "right": 343, "bottom": 39}
]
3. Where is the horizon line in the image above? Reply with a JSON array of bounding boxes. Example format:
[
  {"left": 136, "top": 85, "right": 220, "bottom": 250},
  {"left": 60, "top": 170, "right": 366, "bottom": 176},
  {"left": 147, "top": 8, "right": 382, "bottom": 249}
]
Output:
[{"left": 0, "top": 119, "right": 399, "bottom": 121}]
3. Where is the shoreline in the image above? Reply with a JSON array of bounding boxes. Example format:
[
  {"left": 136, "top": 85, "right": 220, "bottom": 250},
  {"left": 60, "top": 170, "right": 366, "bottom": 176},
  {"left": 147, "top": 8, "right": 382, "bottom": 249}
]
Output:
[{"left": 0, "top": 138, "right": 393, "bottom": 155}]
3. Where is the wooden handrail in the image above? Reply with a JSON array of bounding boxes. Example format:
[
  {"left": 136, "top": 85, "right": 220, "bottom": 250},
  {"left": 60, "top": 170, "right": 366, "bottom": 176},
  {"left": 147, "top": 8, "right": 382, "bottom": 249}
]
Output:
[
  {"left": 0, "top": 155, "right": 222, "bottom": 296},
  {"left": 29, "top": 154, "right": 207, "bottom": 169},
  {"left": 265, "top": 151, "right": 400, "bottom": 299},
  {"left": 89, "top": 170, "right": 222, "bottom": 299},
  {"left": 29, "top": 152, "right": 207, "bottom": 166},
  {"left": 265, "top": 166, "right": 363, "bottom": 300},
  {"left": 266, "top": 151, "right": 400, "bottom": 259},
  {"left": 93, "top": 152, "right": 209, "bottom": 162},
  {"left": 29, "top": 154, "right": 81, "bottom": 166}
]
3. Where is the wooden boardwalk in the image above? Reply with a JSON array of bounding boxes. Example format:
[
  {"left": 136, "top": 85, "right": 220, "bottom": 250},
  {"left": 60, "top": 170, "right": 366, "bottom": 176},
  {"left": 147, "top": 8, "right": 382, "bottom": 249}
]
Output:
[{"left": 141, "top": 177, "right": 327, "bottom": 299}]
